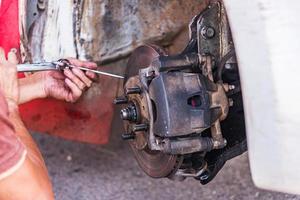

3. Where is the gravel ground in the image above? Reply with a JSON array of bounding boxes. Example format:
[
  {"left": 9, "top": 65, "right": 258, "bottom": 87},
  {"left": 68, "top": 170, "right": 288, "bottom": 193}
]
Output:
[{"left": 32, "top": 116, "right": 300, "bottom": 200}]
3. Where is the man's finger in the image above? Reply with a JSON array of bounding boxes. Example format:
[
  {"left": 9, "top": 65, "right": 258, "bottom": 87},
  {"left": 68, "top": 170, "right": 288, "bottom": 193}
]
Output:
[
  {"left": 64, "top": 68, "right": 86, "bottom": 90},
  {"left": 85, "top": 71, "right": 98, "bottom": 81},
  {"left": 67, "top": 58, "right": 84, "bottom": 67},
  {"left": 65, "top": 78, "right": 82, "bottom": 102},
  {"left": 83, "top": 62, "right": 98, "bottom": 80},
  {"left": 7, "top": 49, "right": 18, "bottom": 64},
  {"left": 82, "top": 62, "right": 98, "bottom": 80},
  {"left": 82, "top": 61, "right": 97, "bottom": 69},
  {"left": 0, "top": 47, "right": 6, "bottom": 63},
  {"left": 71, "top": 68, "right": 92, "bottom": 87},
  {"left": 67, "top": 58, "right": 97, "bottom": 70},
  {"left": 49, "top": 71, "right": 65, "bottom": 80}
]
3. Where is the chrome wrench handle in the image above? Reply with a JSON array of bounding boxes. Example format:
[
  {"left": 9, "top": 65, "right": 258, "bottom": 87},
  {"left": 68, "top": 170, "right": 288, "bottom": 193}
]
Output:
[
  {"left": 17, "top": 60, "right": 124, "bottom": 79},
  {"left": 17, "top": 62, "right": 62, "bottom": 72}
]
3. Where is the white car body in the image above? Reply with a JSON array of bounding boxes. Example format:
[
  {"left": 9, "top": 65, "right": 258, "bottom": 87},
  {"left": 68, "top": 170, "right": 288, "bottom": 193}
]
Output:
[{"left": 225, "top": 0, "right": 300, "bottom": 194}]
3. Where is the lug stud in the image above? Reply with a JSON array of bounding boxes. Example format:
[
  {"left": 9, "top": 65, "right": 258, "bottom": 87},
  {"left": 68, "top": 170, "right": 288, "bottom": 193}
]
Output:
[
  {"left": 126, "top": 86, "right": 141, "bottom": 95},
  {"left": 114, "top": 97, "right": 128, "bottom": 105},
  {"left": 121, "top": 133, "right": 135, "bottom": 140},
  {"left": 133, "top": 124, "right": 148, "bottom": 132}
]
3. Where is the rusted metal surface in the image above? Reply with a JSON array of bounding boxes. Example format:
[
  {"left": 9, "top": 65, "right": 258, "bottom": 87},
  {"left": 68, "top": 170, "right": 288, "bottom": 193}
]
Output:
[
  {"left": 18, "top": 0, "right": 207, "bottom": 144},
  {"left": 77, "top": 0, "right": 209, "bottom": 63},
  {"left": 123, "top": 76, "right": 148, "bottom": 150},
  {"left": 25, "top": 0, "right": 208, "bottom": 63}
]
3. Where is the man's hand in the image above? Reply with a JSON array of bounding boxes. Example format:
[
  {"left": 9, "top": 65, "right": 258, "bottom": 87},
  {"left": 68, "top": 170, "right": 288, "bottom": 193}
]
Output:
[
  {"left": 19, "top": 58, "right": 98, "bottom": 104},
  {"left": 43, "top": 58, "right": 98, "bottom": 102},
  {"left": 0, "top": 47, "right": 19, "bottom": 112}
]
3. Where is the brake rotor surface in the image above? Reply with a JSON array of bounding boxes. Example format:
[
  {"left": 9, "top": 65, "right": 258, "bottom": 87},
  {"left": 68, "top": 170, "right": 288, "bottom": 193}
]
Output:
[{"left": 124, "top": 45, "right": 183, "bottom": 178}]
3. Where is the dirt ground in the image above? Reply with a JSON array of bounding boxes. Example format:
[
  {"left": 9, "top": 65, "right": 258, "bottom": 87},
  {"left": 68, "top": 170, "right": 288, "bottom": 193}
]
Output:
[
  {"left": 29, "top": 58, "right": 299, "bottom": 200},
  {"left": 33, "top": 119, "right": 300, "bottom": 200}
]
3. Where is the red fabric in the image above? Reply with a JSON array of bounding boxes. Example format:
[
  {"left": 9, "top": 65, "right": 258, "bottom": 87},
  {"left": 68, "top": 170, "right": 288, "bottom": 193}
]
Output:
[
  {"left": 0, "top": 0, "right": 20, "bottom": 56},
  {"left": 0, "top": 90, "right": 25, "bottom": 176}
]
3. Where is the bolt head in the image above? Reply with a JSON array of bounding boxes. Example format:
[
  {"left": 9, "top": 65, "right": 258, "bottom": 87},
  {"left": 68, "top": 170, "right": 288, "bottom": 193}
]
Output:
[
  {"left": 201, "top": 26, "right": 215, "bottom": 39},
  {"left": 206, "top": 27, "right": 215, "bottom": 38}
]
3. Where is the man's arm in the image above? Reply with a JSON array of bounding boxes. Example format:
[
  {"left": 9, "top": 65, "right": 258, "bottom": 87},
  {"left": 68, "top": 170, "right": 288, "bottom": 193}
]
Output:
[
  {"left": 0, "top": 105, "right": 54, "bottom": 200},
  {"left": 0, "top": 47, "right": 54, "bottom": 200},
  {"left": 18, "top": 75, "right": 46, "bottom": 104}
]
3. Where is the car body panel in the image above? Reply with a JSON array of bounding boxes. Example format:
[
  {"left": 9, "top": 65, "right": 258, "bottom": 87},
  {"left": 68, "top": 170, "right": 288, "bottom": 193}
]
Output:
[{"left": 225, "top": 0, "right": 300, "bottom": 194}]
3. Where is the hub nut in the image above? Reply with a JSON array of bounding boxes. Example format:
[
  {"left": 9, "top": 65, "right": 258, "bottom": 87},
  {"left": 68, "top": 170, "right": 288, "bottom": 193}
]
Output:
[{"left": 120, "top": 104, "right": 138, "bottom": 122}]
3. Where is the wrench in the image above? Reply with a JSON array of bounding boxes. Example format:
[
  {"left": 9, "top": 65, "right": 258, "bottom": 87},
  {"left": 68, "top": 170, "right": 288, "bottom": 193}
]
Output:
[{"left": 17, "top": 60, "right": 124, "bottom": 79}]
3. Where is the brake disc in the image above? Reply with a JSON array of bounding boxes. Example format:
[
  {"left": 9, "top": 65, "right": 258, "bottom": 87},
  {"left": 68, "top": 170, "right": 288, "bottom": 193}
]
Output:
[{"left": 121, "top": 45, "right": 183, "bottom": 178}]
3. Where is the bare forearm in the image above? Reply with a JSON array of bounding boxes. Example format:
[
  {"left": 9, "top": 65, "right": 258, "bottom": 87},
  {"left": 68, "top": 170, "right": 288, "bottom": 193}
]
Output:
[
  {"left": 8, "top": 107, "right": 45, "bottom": 166},
  {"left": 19, "top": 75, "right": 46, "bottom": 104},
  {"left": 5, "top": 107, "right": 54, "bottom": 200}
]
